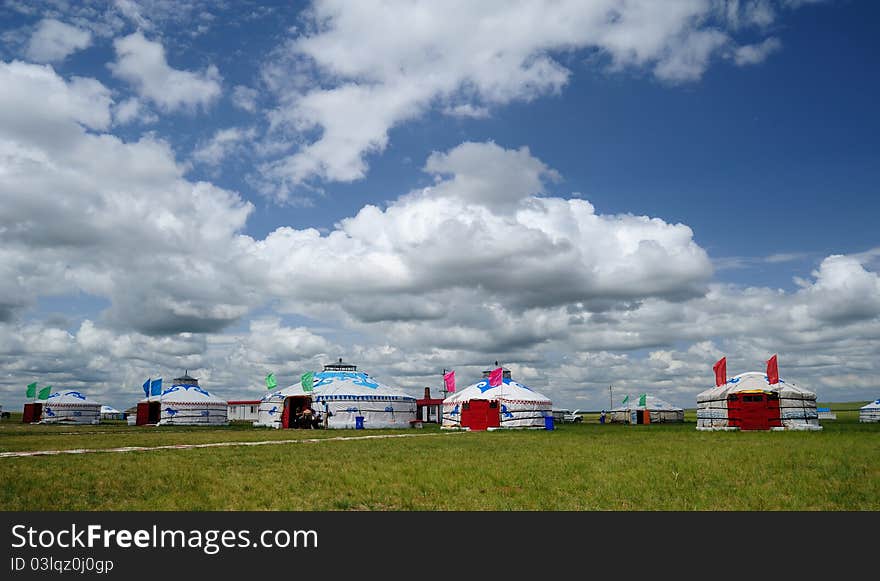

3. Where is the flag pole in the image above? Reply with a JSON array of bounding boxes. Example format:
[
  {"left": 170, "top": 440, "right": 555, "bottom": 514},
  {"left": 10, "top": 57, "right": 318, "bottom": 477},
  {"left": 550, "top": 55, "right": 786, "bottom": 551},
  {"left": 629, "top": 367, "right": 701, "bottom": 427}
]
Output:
[
  {"left": 609, "top": 385, "right": 613, "bottom": 410},
  {"left": 441, "top": 368, "right": 448, "bottom": 400}
]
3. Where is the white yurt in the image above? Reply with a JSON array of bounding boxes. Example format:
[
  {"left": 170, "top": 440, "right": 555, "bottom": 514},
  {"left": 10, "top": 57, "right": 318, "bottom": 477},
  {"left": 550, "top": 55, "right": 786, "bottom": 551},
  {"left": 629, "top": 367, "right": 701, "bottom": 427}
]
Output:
[
  {"left": 41, "top": 390, "right": 102, "bottom": 425},
  {"left": 859, "top": 399, "right": 880, "bottom": 423},
  {"left": 442, "top": 367, "right": 553, "bottom": 430},
  {"left": 696, "top": 371, "right": 821, "bottom": 431},
  {"left": 254, "top": 359, "right": 417, "bottom": 429},
  {"left": 100, "top": 405, "right": 125, "bottom": 420},
  {"left": 135, "top": 372, "right": 228, "bottom": 426},
  {"left": 609, "top": 394, "right": 684, "bottom": 424}
]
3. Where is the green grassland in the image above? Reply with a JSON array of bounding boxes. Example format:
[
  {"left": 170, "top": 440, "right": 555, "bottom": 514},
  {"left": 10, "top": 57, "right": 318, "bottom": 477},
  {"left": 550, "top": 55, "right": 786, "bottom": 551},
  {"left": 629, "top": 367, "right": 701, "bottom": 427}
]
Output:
[{"left": 0, "top": 407, "right": 877, "bottom": 511}]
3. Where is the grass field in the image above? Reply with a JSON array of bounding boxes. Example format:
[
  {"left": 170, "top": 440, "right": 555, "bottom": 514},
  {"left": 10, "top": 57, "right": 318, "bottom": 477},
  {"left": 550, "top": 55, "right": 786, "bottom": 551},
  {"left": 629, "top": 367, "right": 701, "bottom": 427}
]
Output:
[{"left": 1, "top": 405, "right": 877, "bottom": 511}]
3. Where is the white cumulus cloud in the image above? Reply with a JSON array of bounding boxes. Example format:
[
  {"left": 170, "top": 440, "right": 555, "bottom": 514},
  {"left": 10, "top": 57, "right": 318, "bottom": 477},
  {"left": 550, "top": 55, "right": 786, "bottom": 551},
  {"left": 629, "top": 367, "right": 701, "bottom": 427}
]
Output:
[
  {"left": 109, "top": 31, "right": 222, "bottom": 113},
  {"left": 25, "top": 18, "right": 92, "bottom": 63}
]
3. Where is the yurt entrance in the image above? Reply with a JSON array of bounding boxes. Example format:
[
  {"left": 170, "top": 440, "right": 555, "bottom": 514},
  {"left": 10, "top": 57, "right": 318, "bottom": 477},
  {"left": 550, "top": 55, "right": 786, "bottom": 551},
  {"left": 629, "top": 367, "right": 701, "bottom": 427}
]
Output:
[
  {"left": 22, "top": 403, "right": 42, "bottom": 423},
  {"left": 136, "top": 401, "right": 161, "bottom": 425},
  {"left": 281, "top": 396, "right": 313, "bottom": 429},
  {"left": 728, "top": 391, "right": 781, "bottom": 430},
  {"left": 460, "top": 400, "right": 500, "bottom": 431},
  {"left": 635, "top": 410, "right": 651, "bottom": 424}
]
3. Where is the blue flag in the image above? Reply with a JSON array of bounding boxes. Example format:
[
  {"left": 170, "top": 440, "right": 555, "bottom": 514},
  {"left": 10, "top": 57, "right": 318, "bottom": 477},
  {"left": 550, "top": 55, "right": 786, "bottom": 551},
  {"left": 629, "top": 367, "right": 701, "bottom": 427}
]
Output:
[
  {"left": 150, "top": 378, "right": 163, "bottom": 396},
  {"left": 143, "top": 378, "right": 151, "bottom": 397}
]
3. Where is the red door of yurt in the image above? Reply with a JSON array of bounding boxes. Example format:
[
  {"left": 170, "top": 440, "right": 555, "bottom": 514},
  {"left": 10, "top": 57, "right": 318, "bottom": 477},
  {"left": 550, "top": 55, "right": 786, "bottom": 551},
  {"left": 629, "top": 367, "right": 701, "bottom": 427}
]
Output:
[
  {"left": 281, "top": 396, "right": 313, "bottom": 428},
  {"left": 136, "top": 402, "right": 160, "bottom": 425},
  {"left": 22, "top": 403, "right": 42, "bottom": 423},
  {"left": 728, "top": 392, "right": 781, "bottom": 430},
  {"left": 460, "top": 400, "right": 500, "bottom": 430}
]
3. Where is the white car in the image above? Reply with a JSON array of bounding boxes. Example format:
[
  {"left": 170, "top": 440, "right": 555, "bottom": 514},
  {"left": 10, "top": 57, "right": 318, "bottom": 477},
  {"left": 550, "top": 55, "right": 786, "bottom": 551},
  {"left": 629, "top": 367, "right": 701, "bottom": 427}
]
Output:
[{"left": 553, "top": 409, "right": 583, "bottom": 423}]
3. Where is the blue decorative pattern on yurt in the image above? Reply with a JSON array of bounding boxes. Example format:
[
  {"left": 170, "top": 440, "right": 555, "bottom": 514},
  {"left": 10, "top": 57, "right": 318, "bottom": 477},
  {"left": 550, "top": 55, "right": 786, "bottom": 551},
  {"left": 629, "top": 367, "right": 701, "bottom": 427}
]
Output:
[
  {"left": 474, "top": 378, "right": 531, "bottom": 393},
  {"left": 313, "top": 371, "right": 380, "bottom": 389},
  {"left": 161, "top": 384, "right": 214, "bottom": 398}
]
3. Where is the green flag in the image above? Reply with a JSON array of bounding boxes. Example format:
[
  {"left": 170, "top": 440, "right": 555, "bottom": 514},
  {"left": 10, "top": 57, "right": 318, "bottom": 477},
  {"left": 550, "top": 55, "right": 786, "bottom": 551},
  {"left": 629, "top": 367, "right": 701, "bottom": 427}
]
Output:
[
  {"left": 266, "top": 373, "right": 277, "bottom": 390},
  {"left": 638, "top": 393, "right": 646, "bottom": 407},
  {"left": 26, "top": 382, "right": 37, "bottom": 399},
  {"left": 301, "top": 371, "right": 314, "bottom": 392},
  {"left": 38, "top": 385, "right": 52, "bottom": 400},
  {"left": 621, "top": 394, "right": 629, "bottom": 405}
]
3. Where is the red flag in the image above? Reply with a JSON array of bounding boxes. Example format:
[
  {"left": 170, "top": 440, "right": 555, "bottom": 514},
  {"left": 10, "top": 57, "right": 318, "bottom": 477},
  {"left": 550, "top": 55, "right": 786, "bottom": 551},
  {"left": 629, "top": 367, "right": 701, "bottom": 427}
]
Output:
[
  {"left": 712, "top": 357, "right": 727, "bottom": 387},
  {"left": 767, "top": 354, "right": 779, "bottom": 384},
  {"left": 443, "top": 370, "right": 456, "bottom": 393},
  {"left": 488, "top": 367, "right": 503, "bottom": 387}
]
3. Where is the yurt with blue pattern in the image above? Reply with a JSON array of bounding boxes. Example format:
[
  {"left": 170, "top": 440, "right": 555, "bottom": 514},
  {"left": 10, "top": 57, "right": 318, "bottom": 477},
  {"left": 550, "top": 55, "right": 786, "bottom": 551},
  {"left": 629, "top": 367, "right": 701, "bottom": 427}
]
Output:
[
  {"left": 254, "top": 359, "right": 417, "bottom": 429},
  {"left": 859, "top": 399, "right": 880, "bottom": 423},
  {"left": 41, "top": 390, "right": 102, "bottom": 425},
  {"left": 151, "top": 372, "right": 229, "bottom": 426},
  {"left": 442, "top": 367, "right": 553, "bottom": 430}
]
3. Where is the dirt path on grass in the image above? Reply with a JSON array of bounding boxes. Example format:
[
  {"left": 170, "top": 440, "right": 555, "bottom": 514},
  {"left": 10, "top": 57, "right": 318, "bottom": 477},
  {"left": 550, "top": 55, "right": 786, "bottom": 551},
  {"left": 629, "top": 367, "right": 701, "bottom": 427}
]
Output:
[{"left": 0, "top": 431, "right": 468, "bottom": 458}]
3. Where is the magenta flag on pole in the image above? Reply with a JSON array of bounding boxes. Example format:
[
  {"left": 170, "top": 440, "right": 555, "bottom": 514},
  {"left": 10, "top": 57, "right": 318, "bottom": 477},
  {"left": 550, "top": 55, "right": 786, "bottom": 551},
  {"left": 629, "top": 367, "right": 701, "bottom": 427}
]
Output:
[
  {"left": 766, "top": 354, "right": 779, "bottom": 385},
  {"left": 444, "top": 370, "right": 456, "bottom": 393},
  {"left": 488, "top": 367, "right": 503, "bottom": 387},
  {"left": 712, "top": 357, "right": 727, "bottom": 387}
]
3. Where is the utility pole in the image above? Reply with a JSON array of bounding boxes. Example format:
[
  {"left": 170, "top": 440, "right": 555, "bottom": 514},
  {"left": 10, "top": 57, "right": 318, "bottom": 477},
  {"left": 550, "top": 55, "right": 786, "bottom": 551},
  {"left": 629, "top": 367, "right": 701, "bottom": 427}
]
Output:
[{"left": 609, "top": 385, "right": 613, "bottom": 410}]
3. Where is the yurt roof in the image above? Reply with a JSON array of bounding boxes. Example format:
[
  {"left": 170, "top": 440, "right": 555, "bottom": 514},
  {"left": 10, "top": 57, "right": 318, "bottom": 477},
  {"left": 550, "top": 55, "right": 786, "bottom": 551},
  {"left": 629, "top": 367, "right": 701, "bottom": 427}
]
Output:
[
  {"left": 611, "top": 394, "right": 682, "bottom": 412},
  {"left": 861, "top": 399, "right": 880, "bottom": 410},
  {"left": 444, "top": 376, "right": 552, "bottom": 405},
  {"left": 100, "top": 405, "right": 121, "bottom": 413},
  {"left": 173, "top": 370, "right": 199, "bottom": 383},
  {"left": 159, "top": 383, "right": 226, "bottom": 404},
  {"left": 45, "top": 390, "right": 101, "bottom": 405},
  {"left": 697, "top": 371, "right": 816, "bottom": 401},
  {"left": 262, "top": 370, "right": 415, "bottom": 402}
]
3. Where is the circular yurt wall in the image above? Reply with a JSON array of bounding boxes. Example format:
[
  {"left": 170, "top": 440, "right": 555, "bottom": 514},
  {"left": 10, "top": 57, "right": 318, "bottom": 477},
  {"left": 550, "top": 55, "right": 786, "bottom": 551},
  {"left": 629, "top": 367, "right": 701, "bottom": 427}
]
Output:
[
  {"left": 696, "top": 372, "right": 821, "bottom": 431},
  {"left": 254, "top": 361, "right": 416, "bottom": 429},
  {"left": 41, "top": 390, "right": 102, "bottom": 425},
  {"left": 442, "top": 374, "right": 552, "bottom": 430},
  {"left": 859, "top": 399, "right": 880, "bottom": 423}
]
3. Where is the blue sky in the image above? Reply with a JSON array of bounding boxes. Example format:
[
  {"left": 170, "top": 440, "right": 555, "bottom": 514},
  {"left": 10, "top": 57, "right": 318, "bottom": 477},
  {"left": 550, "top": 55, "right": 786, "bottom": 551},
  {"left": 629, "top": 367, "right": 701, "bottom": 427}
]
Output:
[{"left": 1, "top": 0, "right": 878, "bottom": 412}]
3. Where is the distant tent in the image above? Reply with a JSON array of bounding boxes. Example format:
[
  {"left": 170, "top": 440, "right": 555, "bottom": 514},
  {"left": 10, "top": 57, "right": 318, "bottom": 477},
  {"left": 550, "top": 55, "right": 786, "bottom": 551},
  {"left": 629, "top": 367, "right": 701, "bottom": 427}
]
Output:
[
  {"left": 135, "top": 372, "right": 228, "bottom": 426},
  {"left": 254, "top": 359, "right": 417, "bottom": 429},
  {"left": 696, "top": 371, "right": 821, "bottom": 431},
  {"left": 100, "top": 405, "right": 125, "bottom": 420},
  {"left": 442, "top": 367, "right": 553, "bottom": 430},
  {"left": 859, "top": 399, "right": 880, "bottom": 423},
  {"left": 609, "top": 394, "right": 684, "bottom": 424},
  {"left": 40, "top": 390, "right": 102, "bottom": 425}
]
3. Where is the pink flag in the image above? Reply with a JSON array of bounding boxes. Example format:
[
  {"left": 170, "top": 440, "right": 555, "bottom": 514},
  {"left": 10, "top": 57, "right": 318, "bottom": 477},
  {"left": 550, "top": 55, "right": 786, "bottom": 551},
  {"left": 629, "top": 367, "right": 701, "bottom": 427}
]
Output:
[
  {"left": 488, "top": 367, "right": 503, "bottom": 387},
  {"left": 712, "top": 357, "right": 727, "bottom": 387},
  {"left": 767, "top": 354, "right": 779, "bottom": 385},
  {"left": 443, "top": 370, "right": 456, "bottom": 393}
]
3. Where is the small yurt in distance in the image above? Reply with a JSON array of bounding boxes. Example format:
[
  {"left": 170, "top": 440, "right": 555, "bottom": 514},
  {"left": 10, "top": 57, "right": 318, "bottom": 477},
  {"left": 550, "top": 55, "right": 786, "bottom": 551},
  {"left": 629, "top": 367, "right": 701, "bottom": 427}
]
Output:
[
  {"left": 442, "top": 366, "right": 553, "bottom": 430},
  {"left": 100, "top": 405, "right": 125, "bottom": 420},
  {"left": 40, "top": 390, "right": 102, "bottom": 425},
  {"left": 697, "top": 371, "right": 821, "bottom": 431},
  {"left": 609, "top": 394, "right": 684, "bottom": 424},
  {"left": 254, "top": 359, "right": 417, "bottom": 429},
  {"left": 859, "top": 399, "right": 880, "bottom": 423},
  {"left": 136, "top": 372, "right": 228, "bottom": 426}
]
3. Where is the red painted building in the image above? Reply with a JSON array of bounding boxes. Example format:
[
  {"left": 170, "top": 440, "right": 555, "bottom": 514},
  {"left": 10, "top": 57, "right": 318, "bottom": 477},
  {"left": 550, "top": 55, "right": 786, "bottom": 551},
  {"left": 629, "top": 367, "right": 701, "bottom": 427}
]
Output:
[{"left": 416, "top": 387, "right": 444, "bottom": 423}]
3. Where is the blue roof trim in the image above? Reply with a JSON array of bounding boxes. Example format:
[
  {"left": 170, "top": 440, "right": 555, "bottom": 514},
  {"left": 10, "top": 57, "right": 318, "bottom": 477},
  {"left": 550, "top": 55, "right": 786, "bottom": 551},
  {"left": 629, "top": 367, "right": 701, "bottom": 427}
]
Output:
[
  {"left": 162, "top": 384, "right": 214, "bottom": 398},
  {"left": 474, "top": 377, "right": 533, "bottom": 393},
  {"left": 313, "top": 371, "right": 380, "bottom": 389}
]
